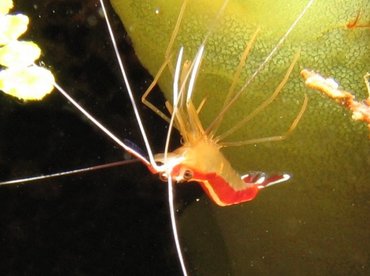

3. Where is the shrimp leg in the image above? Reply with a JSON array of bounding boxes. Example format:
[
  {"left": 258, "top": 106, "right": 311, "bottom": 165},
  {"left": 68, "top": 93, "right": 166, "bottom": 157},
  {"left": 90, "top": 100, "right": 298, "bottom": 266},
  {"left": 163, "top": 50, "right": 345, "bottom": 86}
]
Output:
[{"left": 141, "top": 0, "right": 190, "bottom": 123}]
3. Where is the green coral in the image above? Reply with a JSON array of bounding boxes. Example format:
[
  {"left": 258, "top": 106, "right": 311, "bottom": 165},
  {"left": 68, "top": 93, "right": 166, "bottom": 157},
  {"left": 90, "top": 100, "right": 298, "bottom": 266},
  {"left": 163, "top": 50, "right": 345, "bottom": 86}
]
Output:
[
  {"left": 111, "top": 0, "right": 369, "bottom": 169},
  {"left": 111, "top": 0, "right": 369, "bottom": 273}
]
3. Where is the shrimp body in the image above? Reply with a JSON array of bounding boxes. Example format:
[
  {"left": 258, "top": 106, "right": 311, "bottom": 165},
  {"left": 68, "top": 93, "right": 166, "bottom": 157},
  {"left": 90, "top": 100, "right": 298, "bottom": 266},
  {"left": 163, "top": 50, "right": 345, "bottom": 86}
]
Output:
[
  {"left": 154, "top": 94, "right": 290, "bottom": 206},
  {"left": 159, "top": 133, "right": 259, "bottom": 206},
  {"left": 153, "top": 46, "right": 290, "bottom": 206}
]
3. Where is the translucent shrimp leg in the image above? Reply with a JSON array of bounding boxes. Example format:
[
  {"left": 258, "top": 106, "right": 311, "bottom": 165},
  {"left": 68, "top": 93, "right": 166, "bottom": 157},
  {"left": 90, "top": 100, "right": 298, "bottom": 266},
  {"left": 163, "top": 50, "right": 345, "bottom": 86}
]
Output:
[
  {"left": 207, "top": 0, "right": 315, "bottom": 134},
  {"left": 207, "top": 28, "right": 261, "bottom": 137},
  {"left": 217, "top": 52, "right": 301, "bottom": 143},
  {"left": 221, "top": 94, "right": 308, "bottom": 147},
  {"left": 140, "top": 0, "right": 189, "bottom": 123},
  {"left": 141, "top": 0, "right": 230, "bottom": 125}
]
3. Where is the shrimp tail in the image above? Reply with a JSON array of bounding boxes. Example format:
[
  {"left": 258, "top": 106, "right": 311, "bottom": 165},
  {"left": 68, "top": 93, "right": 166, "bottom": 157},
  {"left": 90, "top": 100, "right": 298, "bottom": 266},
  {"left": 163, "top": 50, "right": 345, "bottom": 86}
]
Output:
[{"left": 241, "top": 172, "right": 291, "bottom": 189}]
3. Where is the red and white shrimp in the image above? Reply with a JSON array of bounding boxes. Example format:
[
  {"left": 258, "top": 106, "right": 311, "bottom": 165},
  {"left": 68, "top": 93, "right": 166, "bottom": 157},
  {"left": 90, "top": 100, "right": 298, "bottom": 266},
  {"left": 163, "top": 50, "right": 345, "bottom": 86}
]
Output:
[{"left": 0, "top": 0, "right": 315, "bottom": 275}]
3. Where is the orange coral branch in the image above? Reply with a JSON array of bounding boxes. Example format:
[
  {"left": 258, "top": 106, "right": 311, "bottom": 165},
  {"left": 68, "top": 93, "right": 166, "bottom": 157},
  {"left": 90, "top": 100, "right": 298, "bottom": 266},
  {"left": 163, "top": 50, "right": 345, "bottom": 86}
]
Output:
[{"left": 301, "top": 69, "right": 370, "bottom": 137}]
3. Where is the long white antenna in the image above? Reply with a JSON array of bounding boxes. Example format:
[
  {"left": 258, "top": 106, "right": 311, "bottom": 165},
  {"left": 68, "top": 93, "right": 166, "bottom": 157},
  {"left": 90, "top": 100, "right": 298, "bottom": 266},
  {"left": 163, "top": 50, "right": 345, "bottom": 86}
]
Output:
[
  {"left": 186, "top": 45, "right": 204, "bottom": 104},
  {"left": 168, "top": 177, "right": 188, "bottom": 276},
  {"left": 99, "top": 1, "right": 187, "bottom": 275},
  {"left": 173, "top": 47, "right": 184, "bottom": 106},
  {"left": 163, "top": 44, "right": 207, "bottom": 276},
  {"left": 0, "top": 160, "right": 139, "bottom": 186},
  {"left": 54, "top": 82, "right": 150, "bottom": 167},
  {"left": 99, "top": 0, "right": 159, "bottom": 170},
  {"left": 163, "top": 47, "right": 188, "bottom": 276}
]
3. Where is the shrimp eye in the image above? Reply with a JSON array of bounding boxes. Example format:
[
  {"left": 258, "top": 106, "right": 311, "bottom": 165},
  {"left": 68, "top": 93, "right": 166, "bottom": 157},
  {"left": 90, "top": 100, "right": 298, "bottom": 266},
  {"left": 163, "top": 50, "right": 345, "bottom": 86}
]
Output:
[
  {"left": 159, "top": 173, "right": 168, "bottom": 182},
  {"left": 182, "top": 169, "right": 193, "bottom": 181}
]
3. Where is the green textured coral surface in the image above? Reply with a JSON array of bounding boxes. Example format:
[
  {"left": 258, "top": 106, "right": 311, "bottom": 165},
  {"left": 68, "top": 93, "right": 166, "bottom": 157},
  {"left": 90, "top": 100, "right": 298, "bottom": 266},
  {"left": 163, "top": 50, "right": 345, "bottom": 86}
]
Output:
[{"left": 112, "top": 0, "right": 369, "bottom": 274}]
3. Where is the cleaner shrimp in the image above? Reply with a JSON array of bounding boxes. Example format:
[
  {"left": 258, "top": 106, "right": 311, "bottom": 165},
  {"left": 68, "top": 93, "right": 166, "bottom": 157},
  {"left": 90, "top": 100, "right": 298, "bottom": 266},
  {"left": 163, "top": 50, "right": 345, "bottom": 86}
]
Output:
[{"left": 0, "top": 0, "right": 315, "bottom": 274}]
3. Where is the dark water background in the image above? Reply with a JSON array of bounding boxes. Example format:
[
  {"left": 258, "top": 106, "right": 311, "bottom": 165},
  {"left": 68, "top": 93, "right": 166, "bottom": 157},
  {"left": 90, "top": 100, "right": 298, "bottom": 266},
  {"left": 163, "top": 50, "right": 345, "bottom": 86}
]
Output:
[{"left": 0, "top": 0, "right": 193, "bottom": 274}]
